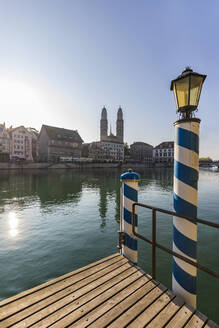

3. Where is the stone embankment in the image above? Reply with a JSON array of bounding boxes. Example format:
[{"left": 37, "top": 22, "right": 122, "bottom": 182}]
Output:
[{"left": 0, "top": 162, "right": 154, "bottom": 170}]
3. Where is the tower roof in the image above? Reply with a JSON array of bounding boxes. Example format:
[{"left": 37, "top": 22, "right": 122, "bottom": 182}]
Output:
[
  {"left": 117, "top": 106, "right": 123, "bottom": 120},
  {"left": 101, "top": 106, "right": 107, "bottom": 119}
]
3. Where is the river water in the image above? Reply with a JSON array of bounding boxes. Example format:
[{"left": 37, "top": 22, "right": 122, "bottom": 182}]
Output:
[{"left": 0, "top": 168, "right": 218, "bottom": 323}]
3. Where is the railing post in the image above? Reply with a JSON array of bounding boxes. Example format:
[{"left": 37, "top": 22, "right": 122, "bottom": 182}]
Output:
[
  {"left": 152, "top": 209, "right": 157, "bottom": 280},
  {"left": 173, "top": 118, "right": 200, "bottom": 308},
  {"left": 120, "top": 169, "right": 140, "bottom": 264}
]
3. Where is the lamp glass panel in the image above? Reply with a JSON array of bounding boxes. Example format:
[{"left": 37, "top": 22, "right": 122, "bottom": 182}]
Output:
[
  {"left": 175, "top": 76, "right": 189, "bottom": 108},
  {"left": 173, "top": 85, "right": 179, "bottom": 108},
  {"left": 190, "top": 75, "right": 204, "bottom": 107}
]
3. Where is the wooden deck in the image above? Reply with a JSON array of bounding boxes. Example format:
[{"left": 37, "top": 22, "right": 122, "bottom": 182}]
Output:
[{"left": 0, "top": 253, "right": 218, "bottom": 328}]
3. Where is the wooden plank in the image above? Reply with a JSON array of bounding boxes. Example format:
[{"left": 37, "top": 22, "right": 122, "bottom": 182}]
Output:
[
  {"left": 46, "top": 271, "right": 148, "bottom": 328},
  {"left": 127, "top": 288, "right": 175, "bottom": 328},
  {"left": 1, "top": 259, "right": 133, "bottom": 328},
  {"left": 184, "top": 311, "right": 208, "bottom": 328},
  {"left": 0, "top": 254, "right": 123, "bottom": 321},
  {"left": 165, "top": 304, "right": 195, "bottom": 328},
  {"left": 146, "top": 296, "right": 184, "bottom": 327},
  {"left": 204, "top": 320, "right": 219, "bottom": 328},
  {"left": 0, "top": 252, "right": 217, "bottom": 328},
  {"left": 108, "top": 283, "right": 166, "bottom": 328},
  {"left": 68, "top": 273, "right": 152, "bottom": 328},
  {"left": 0, "top": 253, "right": 120, "bottom": 308},
  {"left": 87, "top": 279, "right": 158, "bottom": 327},
  {"left": 26, "top": 270, "right": 140, "bottom": 328}
]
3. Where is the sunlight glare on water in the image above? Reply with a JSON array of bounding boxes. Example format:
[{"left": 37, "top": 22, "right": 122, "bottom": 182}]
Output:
[{"left": 8, "top": 212, "right": 19, "bottom": 238}]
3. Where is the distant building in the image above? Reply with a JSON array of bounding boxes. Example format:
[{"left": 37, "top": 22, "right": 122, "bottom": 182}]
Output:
[
  {"left": 39, "top": 125, "right": 83, "bottom": 162},
  {"left": 89, "top": 142, "right": 103, "bottom": 160},
  {"left": 100, "top": 140, "right": 124, "bottom": 161},
  {"left": 81, "top": 143, "right": 90, "bottom": 158},
  {"left": 0, "top": 123, "right": 10, "bottom": 162},
  {"left": 153, "top": 141, "right": 174, "bottom": 164},
  {"left": 89, "top": 140, "right": 124, "bottom": 161},
  {"left": 8, "top": 126, "right": 36, "bottom": 161},
  {"left": 98, "top": 107, "right": 124, "bottom": 161},
  {"left": 130, "top": 142, "right": 153, "bottom": 165}
]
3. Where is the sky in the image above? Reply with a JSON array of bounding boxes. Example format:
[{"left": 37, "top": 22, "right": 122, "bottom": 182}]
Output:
[{"left": 0, "top": 0, "right": 219, "bottom": 158}]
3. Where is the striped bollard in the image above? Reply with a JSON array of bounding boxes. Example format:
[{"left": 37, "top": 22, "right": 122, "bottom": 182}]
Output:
[
  {"left": 173, "top": 118, "right": 200, "bottom": 308},
  {"left": 120, "top": 169, "right": 140, "bottom": 264}
]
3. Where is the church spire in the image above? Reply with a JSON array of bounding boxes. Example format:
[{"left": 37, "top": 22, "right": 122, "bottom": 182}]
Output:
[
  {"left": 101, "top": 106, "right": 107, "bottom": 120},
  {"left": 116, "top": 106, "right": 124, "bottom": 143},
  {"left": 117, "top": 106, "right": 123, "bottom": 120},
  {"left": 100, "top": 106, "right": 108, "bottom": 141}
]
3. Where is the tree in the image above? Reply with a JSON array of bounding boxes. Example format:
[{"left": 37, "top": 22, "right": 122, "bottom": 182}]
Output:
[
  {"left": 124, "top": 142, "right": 130, "bottom": 156},
  {"left": 199, "top": 157, "right": 213, "bottom": 162}
]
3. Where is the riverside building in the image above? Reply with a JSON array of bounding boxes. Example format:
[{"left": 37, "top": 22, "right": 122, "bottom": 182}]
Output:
[
  {"left": 0, "top": 123, "right": 11, "bottom": 162},
  {"left": 39, "top": 125, "right": 83, "bottom": 162},
  {"left": 130, "top": 142, "right": 153, "bottom": 166},
  {"left": 8, "top": 126, "right": 37, "bottom": 162},
  {"left": 153, "top": 141, "right": 174, "bottom": 165}
]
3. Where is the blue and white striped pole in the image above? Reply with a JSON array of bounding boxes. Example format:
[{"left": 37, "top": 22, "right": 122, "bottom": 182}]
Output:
[
  {"left": 120, "top": 169, "right": 140, "bottom": 264},
  {"left": 173, "top": 118, "right": 200, "bottom": 308}
]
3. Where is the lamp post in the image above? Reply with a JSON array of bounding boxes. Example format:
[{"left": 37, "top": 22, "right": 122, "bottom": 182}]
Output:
[{"left": 170, "top": 67, "right": 206, "bottom": 308}]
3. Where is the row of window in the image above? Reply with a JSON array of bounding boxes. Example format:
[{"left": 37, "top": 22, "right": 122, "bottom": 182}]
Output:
[
  {"left": 14, "top": 139, "right": 24, "bottom": 144},
  {"left": 0, "top": 139, "right": 10, "bottom": 144},
  {"left": 14, "top": 132, "right": 26, "bottom": 138},
  {"left": 14, "top": 151, "right": 24, "bottom": 155},
  {"left": 155, "top": 149, "right": 173, "bottom": 153},
  {"left": 50, "top": 140, "right": 78, "bottom": 147},
  {"left": 102, "top": 144, "right": 123, "bottom": 149},
  {"left": 0, "top": 133, "right": 8, "bottom": 137},
  {"left": 155, "top": 153, "right": 173, "bottom": 157},
  {"left": 14, "top": 145, "right": 24, "bottom": 150},
  {"left": 56, "top": 134, "right": 76, "bottom": 139}
]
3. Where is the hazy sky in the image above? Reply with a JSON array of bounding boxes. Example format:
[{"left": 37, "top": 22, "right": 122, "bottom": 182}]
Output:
[{"left": 0, "top": 1, "right": 218, "bottom": 158}]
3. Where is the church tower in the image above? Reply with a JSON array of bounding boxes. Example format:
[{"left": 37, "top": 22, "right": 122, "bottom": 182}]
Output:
[
  {"left": 100, "top": 106, "right": 108, "bottom": 141},
  {"left": 116, "top": 107, "right": 124, "bottom": 143}
]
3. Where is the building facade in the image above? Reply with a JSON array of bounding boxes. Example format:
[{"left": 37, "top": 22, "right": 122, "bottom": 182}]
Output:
[
  {"left": 130, "top": 142, "right": 153, "bottom": 165},
  {"left": 153, "top": 141, "right": 174, "bottom": 164},
  {"left": 9, "top": 126, "right": 36, "bottom": 161},
  {"left": 39, "top": 125, "right": 83, "bottom": 162},
  {"left": 99, "top": 107, "right": 124, "bottom": 161},
  {"left": 0, "top": 123, "right": 11, "bottom": 162}
]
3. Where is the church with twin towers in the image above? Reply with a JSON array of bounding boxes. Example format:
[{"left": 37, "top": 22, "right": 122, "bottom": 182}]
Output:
[
  {"left": 100, "top": 106, "right": 124, "bottom": 143},
  {"left": 99, "top": 106, "right": 124, "bottom": 160}
]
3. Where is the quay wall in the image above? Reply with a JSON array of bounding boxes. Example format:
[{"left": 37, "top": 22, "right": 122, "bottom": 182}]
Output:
[{"left": 0, "top": 162, "right": 156, "bottom": 170}]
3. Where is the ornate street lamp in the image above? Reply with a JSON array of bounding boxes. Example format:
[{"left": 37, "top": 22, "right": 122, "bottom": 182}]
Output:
[
  {"left": 170, "top": 68, "right": 207, "bottom": 309},
  {"left": 170, "top": 67, "right": 206, "bottom": 119}
]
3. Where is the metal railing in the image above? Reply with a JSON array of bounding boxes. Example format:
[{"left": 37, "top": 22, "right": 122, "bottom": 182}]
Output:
[{"left": 131, "top": 202, "right": 219, "bottom": 280}]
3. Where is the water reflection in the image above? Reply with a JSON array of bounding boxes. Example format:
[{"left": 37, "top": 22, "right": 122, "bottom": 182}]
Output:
[
  {"left": 0, "top": 168, "right": 173, "bottom": 227},
  {"left": 99, "top": 187, "right": 107, "bottom": 228}
]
